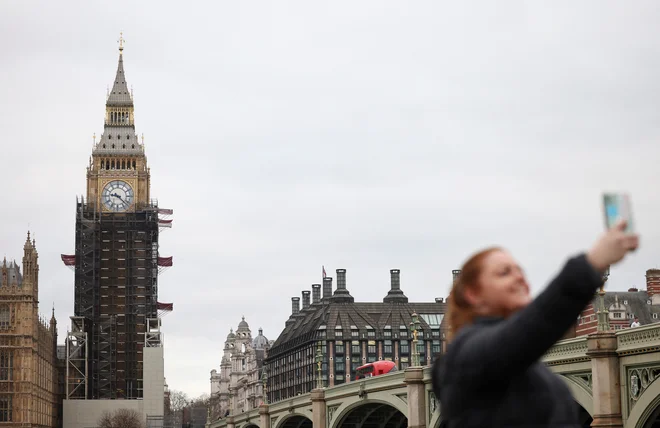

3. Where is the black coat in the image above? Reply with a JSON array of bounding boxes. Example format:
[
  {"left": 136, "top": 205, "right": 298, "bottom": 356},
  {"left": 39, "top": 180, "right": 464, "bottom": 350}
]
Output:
[{"left": 432, "top": 254, "right": 602, "bottom": 427}]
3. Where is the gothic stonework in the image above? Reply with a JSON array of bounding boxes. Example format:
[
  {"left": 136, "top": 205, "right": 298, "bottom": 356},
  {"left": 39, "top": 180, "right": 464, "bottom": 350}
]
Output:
[
  {"left": 0, "top": 233, "right": 58, "bottom": 427},
  {"left": 627, "top": 365, "right": 660, "bottom": 410}
]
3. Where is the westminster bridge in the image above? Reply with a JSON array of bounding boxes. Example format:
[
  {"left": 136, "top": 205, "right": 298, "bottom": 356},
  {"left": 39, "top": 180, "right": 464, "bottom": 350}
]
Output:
[{"left": 207, "top": 324, "right": 660, "bottom": 428}]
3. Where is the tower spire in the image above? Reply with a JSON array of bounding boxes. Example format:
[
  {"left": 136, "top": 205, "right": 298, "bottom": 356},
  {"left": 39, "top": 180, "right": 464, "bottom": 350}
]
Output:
[{"left": 118, "top": 32, "right": 125, "bottom": 55}]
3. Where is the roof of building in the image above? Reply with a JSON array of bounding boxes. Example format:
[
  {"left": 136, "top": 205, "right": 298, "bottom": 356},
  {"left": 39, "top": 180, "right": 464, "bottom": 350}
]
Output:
[
  {"left": 238, "top": 316, "right": 250, "bottom": 331},
  {"left": 269, "top": 300, "right": 446, "bottom": 357},
  {"left": 2, "top": 258, "right": 22, "bottom": 286},
  {"left": 107, "top": 49, "right": 133, "bottom": 107},
  {"left": 226, "top": 328, "right": 236, "bottom": 341},
  {"left": 596, "top": 290, "right": 660, "bottom": 326},
  {"left": 252, "top": 327, "right": 269, "bottom": 350}
]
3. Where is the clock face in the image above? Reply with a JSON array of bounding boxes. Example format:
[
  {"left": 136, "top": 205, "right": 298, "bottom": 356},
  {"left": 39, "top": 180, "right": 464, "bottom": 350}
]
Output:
[{"left": 102, "top": 180, "right": 134, "bottom": 212}]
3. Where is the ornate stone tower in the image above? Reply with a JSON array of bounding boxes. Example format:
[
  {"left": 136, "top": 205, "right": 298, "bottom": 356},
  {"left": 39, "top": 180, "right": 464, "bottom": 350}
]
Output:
[
  {"left": 63, "top": 36, "right": 173, "bottom": 402},
  {"left": 0, "top": 233, "right": 58, "bottom": 426}
]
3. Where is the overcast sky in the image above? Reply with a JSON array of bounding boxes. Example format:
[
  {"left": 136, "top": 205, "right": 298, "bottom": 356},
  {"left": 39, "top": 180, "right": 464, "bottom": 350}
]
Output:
[{"left": 1, "top": 1, "right": 659, "bottom": 398}]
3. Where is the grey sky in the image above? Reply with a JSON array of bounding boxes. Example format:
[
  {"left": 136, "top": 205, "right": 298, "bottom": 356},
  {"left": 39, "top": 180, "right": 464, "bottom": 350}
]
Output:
[{"left": 1, "top": 1, "right": 659, "bottom": 397}]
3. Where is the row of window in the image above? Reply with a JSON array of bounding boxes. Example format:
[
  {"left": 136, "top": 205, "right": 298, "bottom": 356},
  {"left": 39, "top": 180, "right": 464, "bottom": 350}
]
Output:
[{"left": 99, "top": 158, "right": 137, "bottom": 170}]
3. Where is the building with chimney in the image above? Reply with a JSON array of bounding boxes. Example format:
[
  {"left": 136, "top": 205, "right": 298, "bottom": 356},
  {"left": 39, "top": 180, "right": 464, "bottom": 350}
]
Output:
[
  {"left": 0, "top": 232, "right": 59, "bottom": 427},
  {"left": 563, "top": 269, "right": 660, "bottom": 338},
  {"left": 210, "top": 318, "right": 272, "bottom": 419},
  {"left": 264, "top": 269, "right": 447, "bottom": 403},
  {"left": 60, "top": 36, "right": 172, "bottom": 428}
]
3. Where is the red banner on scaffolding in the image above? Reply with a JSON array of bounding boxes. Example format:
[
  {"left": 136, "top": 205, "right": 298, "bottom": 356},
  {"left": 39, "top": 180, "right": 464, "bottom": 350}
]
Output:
[
  {"left": 157, "top": 256, "right": 173, "bottom": 267},
  {"left": 157, "top": 302, "right": 174, "bottom": 311},
  {"left": 158, "top": 208, "right": 173, "bottom": 215},
  {"left": 158, "top": 219, "right": 173, "bottom": 224},
  {"left": 61, "top": 254, "right": 75, "bottom": 266}
]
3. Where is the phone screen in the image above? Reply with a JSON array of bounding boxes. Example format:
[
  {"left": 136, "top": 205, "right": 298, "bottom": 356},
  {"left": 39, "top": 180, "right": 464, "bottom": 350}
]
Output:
[{"left": 603, "top": 193, "right": 634, "bottom": 233}]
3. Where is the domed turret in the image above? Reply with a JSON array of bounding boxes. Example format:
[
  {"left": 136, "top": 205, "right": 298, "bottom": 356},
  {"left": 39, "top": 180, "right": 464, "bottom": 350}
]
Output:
[
  {"left": 226, "top": 328, "right": 236, "bottom": 341},
  {"left": 252, "top": 327, "right": 269, "bottom": 350},
  {"left": 238, "top": 316, "right": 249, "bottom": 330}
]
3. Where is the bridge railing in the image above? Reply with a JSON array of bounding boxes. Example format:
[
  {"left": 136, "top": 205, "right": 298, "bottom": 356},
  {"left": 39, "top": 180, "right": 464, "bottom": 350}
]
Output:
[
  {"left": 542, "top": 336, "right": 589, "bottom": 365},
  {"left": 616, "top": 322, "right": 660, "bottom": 355},
  {"left": 324, "top": 370, "right": 406, "bottom": 401}
]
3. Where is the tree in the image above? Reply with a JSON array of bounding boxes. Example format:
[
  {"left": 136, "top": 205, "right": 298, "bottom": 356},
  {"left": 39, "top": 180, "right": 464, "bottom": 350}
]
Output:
[
  {"left": 98, "top": 409, "right": 143, "bottom": 428},
  {"left": 168, "top": 389, "right": 190, "bottom": 413},
  {"left": 167, "top": 390, "right": 190, "bottom": 428}
]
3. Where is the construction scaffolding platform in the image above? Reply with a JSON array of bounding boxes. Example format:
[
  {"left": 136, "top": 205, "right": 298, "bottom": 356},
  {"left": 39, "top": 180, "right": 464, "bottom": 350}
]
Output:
[{"left": 66, "top": 196, "right": 174, "bottom": 400}]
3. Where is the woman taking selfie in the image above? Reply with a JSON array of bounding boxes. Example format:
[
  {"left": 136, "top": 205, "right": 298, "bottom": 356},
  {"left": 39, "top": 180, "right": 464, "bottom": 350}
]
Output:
[{"left": 432, "top": 220, "right": 639, "bottom": 427}]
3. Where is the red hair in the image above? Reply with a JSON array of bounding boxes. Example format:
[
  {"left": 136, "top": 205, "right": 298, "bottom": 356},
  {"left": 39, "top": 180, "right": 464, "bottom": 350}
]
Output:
[{"left": 446, "top": 247, "right": 502, "bottom": 341}]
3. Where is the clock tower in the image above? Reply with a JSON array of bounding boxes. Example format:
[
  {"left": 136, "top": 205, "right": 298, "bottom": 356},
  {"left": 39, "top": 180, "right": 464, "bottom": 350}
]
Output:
[{"left": 63, "top": 37, "right": 172, "bottom": 409}]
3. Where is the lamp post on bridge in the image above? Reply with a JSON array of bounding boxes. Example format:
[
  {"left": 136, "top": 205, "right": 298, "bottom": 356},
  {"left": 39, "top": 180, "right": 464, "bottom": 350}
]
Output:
[
  {"left": 596, "top": 265, "right": 611, "bottom": 332},
  {"left": 261, "top": 368, "right": 268, "bottom": 405},
  {"left": 410, "top": 312, "right": 421, "bottom": 367},
  {"left": 315, "top": 341, "right": 324, "bottom": 389}
]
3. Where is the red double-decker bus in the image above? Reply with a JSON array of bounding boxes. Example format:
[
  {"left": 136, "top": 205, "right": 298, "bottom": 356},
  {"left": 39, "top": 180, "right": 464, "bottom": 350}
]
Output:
[{"left": 354, "top": 361, "right": 398, "bottom": 380}]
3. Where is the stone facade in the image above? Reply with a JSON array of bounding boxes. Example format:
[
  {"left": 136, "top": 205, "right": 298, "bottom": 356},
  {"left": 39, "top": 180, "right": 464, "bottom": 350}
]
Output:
[
  {"left": 210, "top": 318, "right": 271, "bottom": 420},
  {"left": 0, "top": 233, "right": 58, "bottom": 427}
]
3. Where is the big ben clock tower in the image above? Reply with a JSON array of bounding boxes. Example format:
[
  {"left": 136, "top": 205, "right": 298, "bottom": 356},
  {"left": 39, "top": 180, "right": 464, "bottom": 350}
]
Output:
[{"left": 62, "top": 36, "right": 173, "bottom": 408}]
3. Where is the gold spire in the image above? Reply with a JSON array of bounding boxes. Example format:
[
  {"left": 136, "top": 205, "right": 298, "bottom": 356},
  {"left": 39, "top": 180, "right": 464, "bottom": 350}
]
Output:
[{"left": 118, "top": 32, "right": 125, "bottom": 55}]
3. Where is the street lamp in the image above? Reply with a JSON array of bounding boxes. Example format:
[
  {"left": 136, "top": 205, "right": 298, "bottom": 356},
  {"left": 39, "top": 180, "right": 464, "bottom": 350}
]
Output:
[
  {"left": 410, "top": 312, "right": 421, "bottom": 367},
  {"left": 261, "top": 368, "right": 268, "bottom": 405},
  {"left": 315, "top": 341, "right": 324, "bottom": 389},
  {"left": 597, "top": 266, "right": 611, "bottom": 332}
]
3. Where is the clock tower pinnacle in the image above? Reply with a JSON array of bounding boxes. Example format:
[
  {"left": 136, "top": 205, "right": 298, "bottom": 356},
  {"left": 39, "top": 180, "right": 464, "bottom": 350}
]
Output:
[{"left": 86, "top": 39, "right": 150, "bottom": 212}]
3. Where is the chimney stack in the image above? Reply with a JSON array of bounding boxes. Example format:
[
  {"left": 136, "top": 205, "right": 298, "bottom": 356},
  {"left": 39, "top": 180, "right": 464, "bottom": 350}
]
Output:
[
  {"left": 646, "top": 269, "right": 660, "bottom": 297},
  {"left": 322, "top": 277, "right": 333, "bottom": 301},
  {"left": 337, "top": 269, "right": 347, "bottom": 290},
  {"left": 331, "top": 269, "right": 354, "bottom": 303},
  {"left": 383, "top": 269, "right": 408, "bottom": 303},
  {"left": 291, "top": 297, "right": 300, "bottom": 315},
  {"left": 452, "top": 270, "right": 462, "bottom": 284},
  {"left": 302, "top": 291, "right": 311, "bottom": 310},
  {"left": 312, "top": 284, "right": 321, "bottom": 304}
]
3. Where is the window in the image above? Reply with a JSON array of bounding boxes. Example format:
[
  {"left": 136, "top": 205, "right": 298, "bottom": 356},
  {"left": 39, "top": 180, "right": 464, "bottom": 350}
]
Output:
[
  {"left": 335, "top": 327, "right": 343, "bottom": 338},
  {"left": 351, "top": 330, "right": 359, "bottom": 338},
  {"left": 420, "top": 314, "right": 444, "bottom": 327},
  {"left": 624, "top": 300, "right": 628, "bottom": 305},
  {"left": 335, "top": 343, "right": 344, "bottom": 355},
  {"left": 384, "top": 340, "right": 393, "bottom": 355},
  {"left": 367, "top": 344, "right": 376, "bottom": 354},
  {"left": 367, "top": 327, "right": 375, "bottom": 338},
  {"left": 351, "top": 341, "right": 360, "bottom": 356},
  {"left": 0, "top": 351, "right": 12, "bottom": 381},
  {"left": 384, "top": 329, "right": 392, "bottom": 338},
  {"left": 432, "top": 340, "right": 441, "bottom": 354},
  {"left": 613, "top": 312, "right": 622, "bottom": 319},
  {"left": 400, "top": 340, "right": 409, "bottom": 354},
  {"left": 400, "top": 329, "right": 408, "bottom": 338},
  {"left": 432, "top": 329, "right": 440, "bottom": 338},
  {"left": 654, "top": 314, "right": 658, "bottom": 320},
  {"left": 335, "top": 361, "right": 345, "bottom": 372},
  {"left": 0, "top": 396, "right": 10, "bottom": 422},
  {"left": 0, "top": 307, "right": 9, "bottom": 329}
]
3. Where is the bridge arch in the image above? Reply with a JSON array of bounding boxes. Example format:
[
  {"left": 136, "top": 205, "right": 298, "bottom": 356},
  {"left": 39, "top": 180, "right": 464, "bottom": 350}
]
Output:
[
  {"left": 559, "top": 375, "right": 594, "bottom": 418},
  {"left": 274, "top": 413, "right": 312, "bottom": 428},
  {"left": 331, "top": 399, "right": 407, "bottom": 428},
  {"left": 627, "top": 377, "right": 660, "bottom": 428}
]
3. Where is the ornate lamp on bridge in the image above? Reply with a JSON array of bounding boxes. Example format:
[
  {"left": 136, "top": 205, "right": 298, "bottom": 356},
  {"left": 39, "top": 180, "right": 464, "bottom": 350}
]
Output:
[
  {"left": 596, "top": 265, "right": 611, "bottom": 332},
  {"left": 410, "top": 312, "right": 421, "bottom": 367},
  {"left": 315, "top": 341, "right": 324, "bottom": 389},
  {"left": 261, "top": 368, "right": 268, "bottom": 405}
]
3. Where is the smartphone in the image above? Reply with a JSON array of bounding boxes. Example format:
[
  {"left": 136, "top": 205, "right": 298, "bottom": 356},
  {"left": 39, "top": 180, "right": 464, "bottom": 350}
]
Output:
[{"left": 603, "top": 193, "right": 634, "bottom": 233}]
